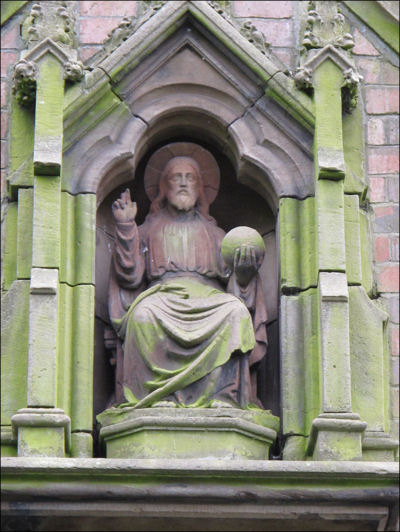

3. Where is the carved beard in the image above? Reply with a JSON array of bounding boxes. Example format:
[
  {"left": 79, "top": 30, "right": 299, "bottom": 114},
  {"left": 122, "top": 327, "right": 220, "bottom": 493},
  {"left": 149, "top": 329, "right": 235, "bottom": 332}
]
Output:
[{"left": 168, "top": 190, "right": 198, "bottom": 212}]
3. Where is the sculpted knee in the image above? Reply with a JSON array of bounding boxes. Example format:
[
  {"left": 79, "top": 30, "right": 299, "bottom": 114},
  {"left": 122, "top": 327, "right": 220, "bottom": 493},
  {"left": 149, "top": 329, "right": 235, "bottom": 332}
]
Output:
[{"left": 131, "top": 299, "right": 154, "bottom": 323}]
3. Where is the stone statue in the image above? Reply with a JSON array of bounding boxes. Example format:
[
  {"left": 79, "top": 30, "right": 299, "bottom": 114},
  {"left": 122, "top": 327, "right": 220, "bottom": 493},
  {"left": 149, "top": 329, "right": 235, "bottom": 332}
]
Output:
[{"left": 108, "top": 143, "right": 268, "bottom": 410}]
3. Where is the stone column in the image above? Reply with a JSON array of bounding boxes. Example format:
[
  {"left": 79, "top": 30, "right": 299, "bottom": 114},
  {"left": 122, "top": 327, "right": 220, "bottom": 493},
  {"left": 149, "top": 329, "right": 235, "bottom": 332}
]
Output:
[
  {"left": 294, "top": 1, "right": 367, "bottom": 460},
  {"left": 11, "top": 2, "right": 84, "bottom": 457}
]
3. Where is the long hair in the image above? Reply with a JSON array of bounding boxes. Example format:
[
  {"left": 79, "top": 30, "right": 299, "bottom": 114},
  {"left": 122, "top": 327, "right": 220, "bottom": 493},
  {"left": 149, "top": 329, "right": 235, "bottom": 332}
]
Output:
[{"left": 150, "top": 156, "right": 211, "bottom": 218}]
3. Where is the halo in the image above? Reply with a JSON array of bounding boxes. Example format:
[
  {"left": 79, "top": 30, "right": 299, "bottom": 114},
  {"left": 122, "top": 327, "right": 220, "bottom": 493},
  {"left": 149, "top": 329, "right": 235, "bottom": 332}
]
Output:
[{"left": 144, "top": 142, "right": 220, "bottom": 204}]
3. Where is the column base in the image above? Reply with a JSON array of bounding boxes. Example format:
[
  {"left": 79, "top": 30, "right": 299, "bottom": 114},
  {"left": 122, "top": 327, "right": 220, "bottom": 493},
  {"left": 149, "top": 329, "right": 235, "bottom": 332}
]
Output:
[
  {"left": 1, "top": 426, "right": 17, "bottom": 457},
  {"left": 98, "top": 407, "right": 279, "bottom": 460},
  {"left": 362, "top": 431, "right": 399, "bottom": 461},
  {"left": 71, "top": 432, "right": 93, "bottom": 457},
  {"left": 307, "top": 413, "right": 367, "bottom": 460},
  {"left": 11, "top": 408, "right": 70, "bottom": 457}
]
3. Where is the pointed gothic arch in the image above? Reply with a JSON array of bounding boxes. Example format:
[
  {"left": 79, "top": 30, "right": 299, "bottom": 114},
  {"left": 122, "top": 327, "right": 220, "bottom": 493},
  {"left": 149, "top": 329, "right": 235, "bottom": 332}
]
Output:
[{"left": 59, "top": 1, "right": 317, "bottom": 456}]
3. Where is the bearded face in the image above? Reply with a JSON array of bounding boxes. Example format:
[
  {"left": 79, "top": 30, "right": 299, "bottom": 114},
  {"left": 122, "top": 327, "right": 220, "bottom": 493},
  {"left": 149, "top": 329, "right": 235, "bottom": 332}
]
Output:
[{"left": 165, "top": 159, "right": 200, "bottom": 212}]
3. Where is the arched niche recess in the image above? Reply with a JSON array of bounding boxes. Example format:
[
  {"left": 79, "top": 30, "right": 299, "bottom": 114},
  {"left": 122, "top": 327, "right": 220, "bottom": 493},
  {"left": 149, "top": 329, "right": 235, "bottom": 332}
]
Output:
[
  {"left": 94, "top": 118, "right": 281, "bottom": 428},
  {"left": 60, "top": 3, "right": 314, "bottom": 456}
]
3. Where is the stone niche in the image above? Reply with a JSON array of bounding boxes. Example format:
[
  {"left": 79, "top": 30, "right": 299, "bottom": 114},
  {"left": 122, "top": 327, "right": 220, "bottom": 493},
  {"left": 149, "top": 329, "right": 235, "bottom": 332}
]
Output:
[
  {"left": 61, "top": 6, "right": 314, "bottom": 459},
  {"left": 94, "top": 135, "right": 280, "bottom": 458}
]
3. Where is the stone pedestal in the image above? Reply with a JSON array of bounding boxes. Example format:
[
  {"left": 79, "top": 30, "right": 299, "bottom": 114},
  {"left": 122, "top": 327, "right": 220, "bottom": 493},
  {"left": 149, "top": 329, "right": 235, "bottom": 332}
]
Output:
[
  {"left": 11, "top": 408, "right": 70, "bottom": 457},
  {"left": 98, "top": 407, "right": 279, "bottom": 460},
  {"left": 362, "top": 432, "right": 399, "bottom": 461},
  {"left": 307, "top": 413, "right": 367, "bottom": 461}
]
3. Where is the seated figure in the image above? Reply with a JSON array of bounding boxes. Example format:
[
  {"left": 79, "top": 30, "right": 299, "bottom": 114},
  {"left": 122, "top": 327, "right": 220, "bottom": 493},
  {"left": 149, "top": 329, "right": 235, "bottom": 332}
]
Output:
[{"left": 108, "top": 144, "right": 267, "bottom": 409}]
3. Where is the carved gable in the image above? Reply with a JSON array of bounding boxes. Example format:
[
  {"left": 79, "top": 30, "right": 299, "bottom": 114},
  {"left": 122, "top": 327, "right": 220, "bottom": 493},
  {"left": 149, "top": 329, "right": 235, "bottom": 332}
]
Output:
[{"left": 63, "top": 2, "right": 314, "bottom": 209}]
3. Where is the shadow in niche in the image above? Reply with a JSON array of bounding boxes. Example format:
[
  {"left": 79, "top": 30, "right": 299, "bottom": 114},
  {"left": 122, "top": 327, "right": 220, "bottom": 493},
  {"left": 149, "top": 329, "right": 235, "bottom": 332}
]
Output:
[{"left": 94, "top": 137, "right": 280, "bottom": 457}]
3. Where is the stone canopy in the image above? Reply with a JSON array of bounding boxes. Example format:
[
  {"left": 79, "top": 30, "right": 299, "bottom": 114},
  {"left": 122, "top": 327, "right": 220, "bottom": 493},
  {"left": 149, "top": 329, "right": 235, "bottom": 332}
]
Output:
[{"left": 62, "top": 0, "right": 315, "bottom": 210}]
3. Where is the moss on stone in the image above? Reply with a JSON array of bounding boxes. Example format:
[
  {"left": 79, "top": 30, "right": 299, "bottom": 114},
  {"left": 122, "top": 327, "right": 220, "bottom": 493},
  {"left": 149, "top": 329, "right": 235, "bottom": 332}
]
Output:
[
  {"left": 343, "top": 96, "right": 367, "bottom": 197},
  {"left": 27, "top": 290, "right": 59, "bottom": 407},
  {"left": 18, "top": 426, "right": 65, "bottom": 457},
  {"left": 359, "top": 209, "right": 374, "bottom": 296},
  {"left": 344, "top": 1, "right": 399, "bottom": 54},
  {"left": 0, "top": 280, "right": 30, "bottom": 424},
  {"left": 344, "top": 195, "right": 362, "bottom": 285},
  {"left": 60, "top": 192, "right": 96, "bottom": 286},
  {"left": 9, "top": 98, "right": 35, "bottom": 175},
  {"left": 32, "top": 176, "right": 61, "bottom": 268},
  {"left": 313, "top": 59, "right": 344, "bottom": 154},
  {"left": 1, "top": 203, "right": 18, "bottom": 290},
  {"left": 57, "top": 283, "right": 74, "bottom": 417},
  {"left": 34, "top": 55, "right": 64, "bottom": 176},
  {"left": 16, "top": 187, "right": 33, "bottom": 279},
  {"left": 280, "top": 289, "right": 321, "bottom": 443},
  {"left": 349, "top": 286, "right": 388, "bottom": 432},
  {"left": 316, "top": 179, "right": 346, "bottom": 272},
  {"left": 279, "top": 197, "right": 317, "bottom": 291},
  {"left": 0, "top": 1, "right": 28, "bottom": 25},
  {"left": 70, "top": 284, "right": 95, "bottom": 432}
]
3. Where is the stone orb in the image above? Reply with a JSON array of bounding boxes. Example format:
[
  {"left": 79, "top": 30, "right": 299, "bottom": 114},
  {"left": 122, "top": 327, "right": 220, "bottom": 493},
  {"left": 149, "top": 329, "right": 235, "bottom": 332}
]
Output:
[{"left": 221, "top": 226, "right": 265, "bottom": 269}]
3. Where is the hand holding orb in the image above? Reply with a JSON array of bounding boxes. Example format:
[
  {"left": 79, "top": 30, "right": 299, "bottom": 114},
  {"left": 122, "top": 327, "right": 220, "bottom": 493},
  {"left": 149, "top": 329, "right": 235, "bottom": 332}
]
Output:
[{"left": 221, "top": 226, "right": 266, "bottom": 286}]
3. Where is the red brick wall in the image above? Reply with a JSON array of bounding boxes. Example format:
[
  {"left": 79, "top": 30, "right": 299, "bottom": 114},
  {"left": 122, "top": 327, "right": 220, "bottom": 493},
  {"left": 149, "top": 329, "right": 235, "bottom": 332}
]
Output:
[
  {"left": 78, "top": 1, "right": 138, "bottom": 62},
  {"left": 353, "top": 26, "right": 399, "bottom": 435}
]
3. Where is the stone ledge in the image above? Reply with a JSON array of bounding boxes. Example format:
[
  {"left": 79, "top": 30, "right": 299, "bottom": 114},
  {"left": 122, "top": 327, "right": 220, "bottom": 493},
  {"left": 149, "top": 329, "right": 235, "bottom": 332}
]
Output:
[
  {"left": 2, "top": 457, "right": 398, "bottom": 478},
  {"left": 1, "top": 458, "right": 398, "bottom": 531}
]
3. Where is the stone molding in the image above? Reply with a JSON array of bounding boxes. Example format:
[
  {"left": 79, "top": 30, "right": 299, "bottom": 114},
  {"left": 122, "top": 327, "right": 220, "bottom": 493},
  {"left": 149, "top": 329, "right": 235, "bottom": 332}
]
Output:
[
  {"left": 294, "top": 43, "right": 362, "bottom": 113},
  {"left": 11, "top": 408, "right": 70, "bottom": 432},
  {"left": 2, "top": 455, "right": 398, "bottom": 478},
  {"left": 95, "top": 0, "right": 274, "bottom": 66},
  {"left": 2, "top": 457, "right": 398, "bottom": 530},
  {"left": 362, "top": 432, "right": 399, "bottom": 456},
  {"left": 239, "top": 20, "right": 271, "bottom": 56}
]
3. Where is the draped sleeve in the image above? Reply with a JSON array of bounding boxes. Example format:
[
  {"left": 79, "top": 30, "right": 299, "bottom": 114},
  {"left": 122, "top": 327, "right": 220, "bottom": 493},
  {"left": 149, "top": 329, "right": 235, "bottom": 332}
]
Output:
[
  {"left": 227, "top": 273, "right": 268, "bottom": 367},
  {"left": 113, "top": 221, "right": 145, "bottom": 290}
]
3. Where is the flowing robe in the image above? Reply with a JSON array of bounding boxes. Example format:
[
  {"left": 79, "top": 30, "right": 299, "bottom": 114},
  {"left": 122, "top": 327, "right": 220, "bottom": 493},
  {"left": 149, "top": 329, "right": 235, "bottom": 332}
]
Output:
[{"left": 109, "top": 207, "right": 267, "bottom": 408}]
